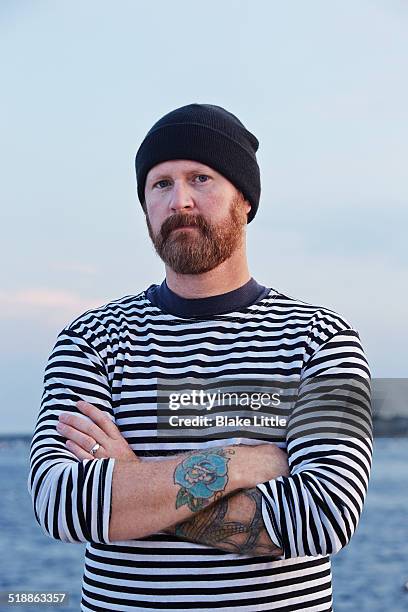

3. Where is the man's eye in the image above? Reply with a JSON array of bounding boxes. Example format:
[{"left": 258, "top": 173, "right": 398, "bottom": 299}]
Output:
[
  {"left": 154, "top": 179, "right": 170, "bottom": 189},
  {"left": 195, "top": 175, "right": 209, "bottom": 183}
]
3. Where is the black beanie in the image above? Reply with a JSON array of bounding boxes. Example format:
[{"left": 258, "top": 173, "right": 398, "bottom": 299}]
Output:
[{"left": 135, "top": 103, "right": 261, "bottom": 223}]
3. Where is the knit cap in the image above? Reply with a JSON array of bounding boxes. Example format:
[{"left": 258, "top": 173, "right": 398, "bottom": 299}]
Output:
[{"left": 135, "top": 103, "right": 261, "bottom": 223}]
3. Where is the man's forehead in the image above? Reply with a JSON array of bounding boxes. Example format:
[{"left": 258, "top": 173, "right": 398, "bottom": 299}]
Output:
[{"left": 147, "top": 160, "right": 215, "bottom": 181}]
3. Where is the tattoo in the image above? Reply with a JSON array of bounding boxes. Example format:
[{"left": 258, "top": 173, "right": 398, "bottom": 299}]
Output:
[
  {"left": 170, "top": 488, "right": 283, "bottom": 557},
  {"left": 173, "top": 447, "right": 234, "bottom": 512}
]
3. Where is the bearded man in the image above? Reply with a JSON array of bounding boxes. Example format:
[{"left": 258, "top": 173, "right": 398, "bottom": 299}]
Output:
[{"left": 28, "top": 103, "right": 372, "bottom": 611}]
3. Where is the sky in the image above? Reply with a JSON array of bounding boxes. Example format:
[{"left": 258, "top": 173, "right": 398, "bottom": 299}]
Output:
[{"left": 0, "top": 0, "right": 407, "bottom": 433}]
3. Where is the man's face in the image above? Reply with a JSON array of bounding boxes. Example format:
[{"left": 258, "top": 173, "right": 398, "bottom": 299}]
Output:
[{"left": 143, "top": 160, "right": 251, "bottom": 274}]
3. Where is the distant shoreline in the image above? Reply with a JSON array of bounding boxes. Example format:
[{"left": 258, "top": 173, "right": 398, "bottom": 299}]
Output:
[{"left": 1, "top": 416, "right": 407, "bottom": 441}]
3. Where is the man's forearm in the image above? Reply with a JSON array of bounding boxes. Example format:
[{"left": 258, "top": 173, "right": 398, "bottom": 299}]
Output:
[
  {"left": 109, "top": 443, "right": 284, "bottom": 541},
  {"left": 166, "top": 487, "right": 283, "bottom": 557},
  {"left": 109, "top": 441, "right": 288, "bottom": 542},
  {"left": 109, "top": 446, "right": 240, "bottom": 540}
]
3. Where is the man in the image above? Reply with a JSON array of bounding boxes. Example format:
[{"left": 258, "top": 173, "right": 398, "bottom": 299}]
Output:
[{"left": 28, "top": 103, "right": 372, "bottom": 611}]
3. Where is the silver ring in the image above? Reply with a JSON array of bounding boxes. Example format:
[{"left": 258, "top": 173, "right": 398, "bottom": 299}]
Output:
[{"left": 89, "top": 442, "right": 101, "bottom": 456}]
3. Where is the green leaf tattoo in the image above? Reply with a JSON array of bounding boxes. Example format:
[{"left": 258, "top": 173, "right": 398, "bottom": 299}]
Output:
[
  {"left": 174, "top": 448, "right": 234, "bottom": 512},
  {"left": 175, "top": 488, "right": 190, "bottom": 509}
]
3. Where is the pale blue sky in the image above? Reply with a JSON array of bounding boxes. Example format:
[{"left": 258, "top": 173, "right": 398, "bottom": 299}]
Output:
[{"left": 1, "top": 0, "right": 407, "bottom": 433}]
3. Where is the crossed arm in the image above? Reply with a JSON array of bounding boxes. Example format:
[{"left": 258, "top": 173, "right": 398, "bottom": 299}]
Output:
[
  {"left": 56, "top": 401, "right": 288, "bottom": 557},
  {"left": 34, "top": 326, "right": 372, "bottom": 560}
]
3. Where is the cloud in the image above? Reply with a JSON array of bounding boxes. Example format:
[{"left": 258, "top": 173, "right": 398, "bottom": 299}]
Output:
[{"left": 0, "top": 288, "right": 104, "bottom": 324}]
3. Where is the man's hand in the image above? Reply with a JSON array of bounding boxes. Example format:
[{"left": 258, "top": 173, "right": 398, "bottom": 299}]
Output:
[
  {"left": 56, "top": 401, "right": 289, "bottom": 482},
  {"left": 56, "top": 400, "right": 138, "bottom": 462}
]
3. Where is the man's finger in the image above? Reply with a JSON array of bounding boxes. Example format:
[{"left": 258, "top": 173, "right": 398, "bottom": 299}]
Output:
[
  {"left": 57, "top": 422, "right": 97, "bottom": 453},
  {"left": 59, "top": 410, "right": 110, "bottom": 447},
  {"left": 76, "top": 401, "right": 121, "bottom": 439},
  {"left": 65, "top": 439, "right": 94, "bottom": 460}
]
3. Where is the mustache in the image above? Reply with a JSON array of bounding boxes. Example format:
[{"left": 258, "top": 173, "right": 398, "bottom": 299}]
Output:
[{"left": 160, "top": 213, "right": 210, "bottom": 242}]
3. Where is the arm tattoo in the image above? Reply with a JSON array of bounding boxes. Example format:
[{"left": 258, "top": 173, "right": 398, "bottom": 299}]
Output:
[
  {"left": 173, "top": 447, "right": 235, "bottom": 512},
  {"left": 170, "top": 487, "right": 283, "bottom": 557}
]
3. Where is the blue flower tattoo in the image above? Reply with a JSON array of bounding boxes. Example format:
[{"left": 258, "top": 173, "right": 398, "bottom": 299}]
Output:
[{"left": 174, "top": 448, "right": 233, "bottom": 512}]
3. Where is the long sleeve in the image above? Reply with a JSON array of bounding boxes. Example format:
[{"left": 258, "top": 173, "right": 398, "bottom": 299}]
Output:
[
  {"left": 27, "top": 327, "right": 116, "bottom": 544},
  {"left": 256, "top": 316, "right": 373, "bottom": 559}
]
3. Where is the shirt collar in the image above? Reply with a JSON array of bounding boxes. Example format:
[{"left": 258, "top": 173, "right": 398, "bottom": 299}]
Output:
[{"left": 145, "top": 277, "right": 270, "bottom": 318}]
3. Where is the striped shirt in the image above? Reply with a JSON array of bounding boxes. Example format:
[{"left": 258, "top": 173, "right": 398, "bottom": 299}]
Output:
[{"left": 28, "top": 278, "right": 373, "bottom": 611}]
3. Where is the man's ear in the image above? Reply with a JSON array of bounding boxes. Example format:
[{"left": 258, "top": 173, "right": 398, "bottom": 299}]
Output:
[
  {"left": 243, "top": 198, "right": 251, "bottom": 216},
  {"left": 238, "top": 190, "right": 251, "bottom": 214}
]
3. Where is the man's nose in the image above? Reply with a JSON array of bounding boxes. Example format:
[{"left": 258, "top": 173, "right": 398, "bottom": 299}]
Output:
[{"left": 169, "top": 181, "right": 194, "bottom": 213}]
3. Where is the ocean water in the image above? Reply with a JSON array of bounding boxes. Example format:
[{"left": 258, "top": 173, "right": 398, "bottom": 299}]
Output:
[{"left": 0, "top": 437, "right": 406, "bottom": 611}]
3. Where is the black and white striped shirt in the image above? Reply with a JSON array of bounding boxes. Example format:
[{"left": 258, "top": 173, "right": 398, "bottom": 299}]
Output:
[{"left": 28, "top": 279, "right": 372, "bottom": 611}]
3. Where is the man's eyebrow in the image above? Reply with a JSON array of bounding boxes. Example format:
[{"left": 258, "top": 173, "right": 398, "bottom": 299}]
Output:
[{"left": 148, "top": 167, "right": 212, "bottom": 183}]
